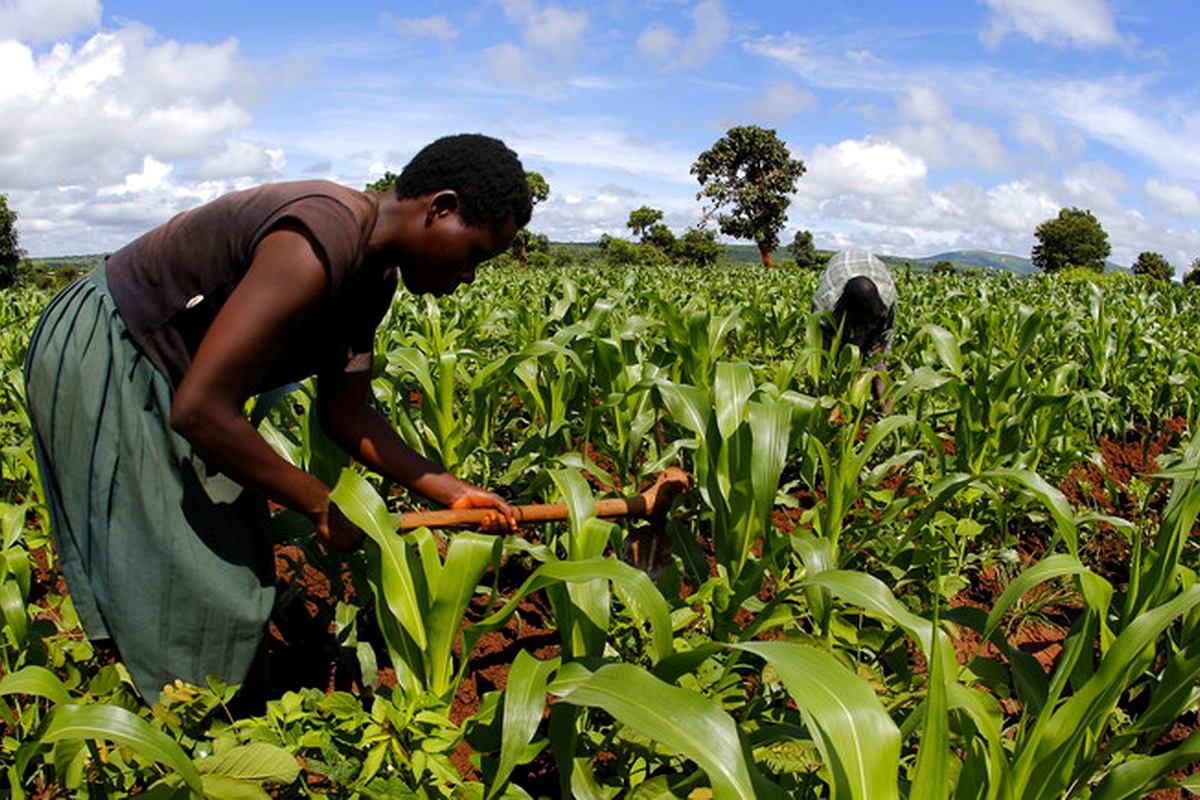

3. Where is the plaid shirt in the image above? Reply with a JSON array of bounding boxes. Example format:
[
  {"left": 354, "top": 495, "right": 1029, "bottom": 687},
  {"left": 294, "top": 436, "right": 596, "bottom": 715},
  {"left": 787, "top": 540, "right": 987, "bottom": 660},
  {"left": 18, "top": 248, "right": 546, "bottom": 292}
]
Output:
[{"left": 812, "top": 250, "right": 897, "bottom": 354}]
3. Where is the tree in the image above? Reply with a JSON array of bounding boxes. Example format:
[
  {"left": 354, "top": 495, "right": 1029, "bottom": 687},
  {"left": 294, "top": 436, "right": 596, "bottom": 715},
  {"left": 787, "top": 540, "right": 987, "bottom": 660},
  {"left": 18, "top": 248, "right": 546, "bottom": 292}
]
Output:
[
  {"left": 1031, "top": 207, "right": 1110, "bottom": 274},
  {"left": 645, "top": 223, "right": 676, "bottom": 252},
  {"left": 932, "top": 260, "right": 956, "bottom": 275},
  {"left": 597, "top": 234, "right": 669, "bottom": 268},
  {"left": 1131, "top": 251, "right": 1174, "bottom": 282},
  {"left": 512, "top": 171, "right": 550, "bottom": 268},
  {"left": 672, "top": 227, "right": 723, "bottom": 269},
  {"left": 366, "top": 171, "right": 400, "bottom": 193},
  {"left": 0, "top": 195, "right": 25, "bottom": 290},
  {"left": 627, "top": 206, "right": 664, "bottom": 242},
  {"left": 1184, "top": 257, "right": 1200, "bottom": 287},
  {"left": 787, "top": 229, "right": 820, "bottom": 269},
  {"left": 691, "top": 125, "right": 805, "bottom": 269}
]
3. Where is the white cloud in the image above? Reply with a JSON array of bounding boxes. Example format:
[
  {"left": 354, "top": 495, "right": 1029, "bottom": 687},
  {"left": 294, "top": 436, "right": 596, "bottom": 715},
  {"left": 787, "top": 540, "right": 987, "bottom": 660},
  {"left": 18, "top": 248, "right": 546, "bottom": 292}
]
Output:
[
  {"left": 638, "top": 0, "right": 730, "bottom": 71},
  {"left": 981, "top": 0, "right": 1126, "bottom": 49},
  {"left": 898, "top": 85, "right": 951, "bottom": 123},
  {"left": 0, "top": 21, "right": 282, "bottom": 253},
  {"left": 386, "top": 14, "right": 458, "bottom": 42},
  {"left": 983, "top": 179, "right": 1059, "bottom": 235},
  {"left": 521, "top": 5, "right": 588, "bottom": 60},
  {"left": 483, "top": 40, "right": 539, "bottom": 86},
  {"left": 483, "top": 0, "right": 589, "bottom": 90},
  {"left": 97, "top": 155, "right": 173, "bottom": 196},
  {"left": 498, "top": 0, "right": 588, "bottom": 60},
  {"left": 1045, "top": 78, "right": 1200, "bottom": 181},
  {"left": 1145, "top": 178, "right": 1200, "bottom": 218},
  {"left": 892, "top": 86, "right": 1008, "bottom": 171},
  {"left": 790, "top": 138, "right": 935, "bottom": 247},
  {"left": 1060, "top": 161, "right": 1127, "bottom": 212},
  {"left": 0, "top": 0, "right": 99, "bottom": 43},
  {"left": 637, "top": 24, "right": 677, "bottom": 62},
  {"left": 189, "top": 140, "right": 287, "bottom": 181},
  {"left": 1011, "top": 112, "right": 1061, "bottom": 158},
  {"left": 742, "top": 79, "right": 818, "bottom": 124}
]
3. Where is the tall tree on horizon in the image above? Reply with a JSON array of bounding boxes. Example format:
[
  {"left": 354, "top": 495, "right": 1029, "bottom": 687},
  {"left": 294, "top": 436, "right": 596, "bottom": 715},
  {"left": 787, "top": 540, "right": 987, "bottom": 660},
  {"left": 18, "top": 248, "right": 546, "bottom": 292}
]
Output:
[
  {"left": 0, "top": 195, "right": 25, "bottom": 289},
  {"left": 1031, "top": 207, "right": 1110, "bottom": 274},
  {"left": 691, "top": 125, "right": 805, "bottom": 269},
  {"left": 512, "top": 171, "right": 550, "bottom": 268}
]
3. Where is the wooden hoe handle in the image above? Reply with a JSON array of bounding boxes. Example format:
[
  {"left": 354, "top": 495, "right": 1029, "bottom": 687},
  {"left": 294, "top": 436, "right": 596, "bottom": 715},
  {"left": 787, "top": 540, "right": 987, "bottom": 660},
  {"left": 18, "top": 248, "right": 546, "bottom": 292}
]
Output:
[{"left": 398, "top": 467, "right": 690, "bottom": 532}]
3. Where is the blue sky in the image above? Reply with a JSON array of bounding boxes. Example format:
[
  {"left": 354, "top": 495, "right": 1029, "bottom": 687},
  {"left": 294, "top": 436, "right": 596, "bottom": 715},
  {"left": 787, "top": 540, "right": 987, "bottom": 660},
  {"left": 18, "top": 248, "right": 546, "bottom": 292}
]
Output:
[{"left": 2, "top": 0, "right": 1199, "bottom": 274}]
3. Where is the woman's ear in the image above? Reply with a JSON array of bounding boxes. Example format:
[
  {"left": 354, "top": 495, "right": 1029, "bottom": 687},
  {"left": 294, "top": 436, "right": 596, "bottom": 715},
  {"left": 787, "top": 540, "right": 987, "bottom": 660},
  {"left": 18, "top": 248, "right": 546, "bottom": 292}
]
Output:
[{"left": 426, "top": 190, "right": 460, "bottom": 224}]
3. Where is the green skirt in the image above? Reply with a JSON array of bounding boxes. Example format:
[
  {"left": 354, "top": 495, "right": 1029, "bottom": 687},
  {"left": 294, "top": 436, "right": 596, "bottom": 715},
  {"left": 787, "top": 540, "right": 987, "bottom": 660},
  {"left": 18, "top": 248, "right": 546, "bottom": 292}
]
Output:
[{"left": 24, "top": 265, "right": 276, "bottom": 701}]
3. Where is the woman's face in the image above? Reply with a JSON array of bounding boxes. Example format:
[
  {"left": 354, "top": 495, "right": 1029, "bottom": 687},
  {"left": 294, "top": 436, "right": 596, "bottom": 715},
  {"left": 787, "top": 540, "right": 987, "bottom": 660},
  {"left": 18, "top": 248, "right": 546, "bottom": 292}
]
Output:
[{"left": 399, "top": 205, "right": 519, "bottom": 297}]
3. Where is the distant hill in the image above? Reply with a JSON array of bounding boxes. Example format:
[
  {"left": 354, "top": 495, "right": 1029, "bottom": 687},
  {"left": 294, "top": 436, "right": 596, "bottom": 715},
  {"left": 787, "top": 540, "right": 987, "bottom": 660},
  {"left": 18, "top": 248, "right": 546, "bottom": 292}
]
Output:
[
  {"left": 668, "top": 242, "right": 1041, "bottom": 275},
  {"left": 918, "top": 250, "right": 1037, "bottom": 275}
]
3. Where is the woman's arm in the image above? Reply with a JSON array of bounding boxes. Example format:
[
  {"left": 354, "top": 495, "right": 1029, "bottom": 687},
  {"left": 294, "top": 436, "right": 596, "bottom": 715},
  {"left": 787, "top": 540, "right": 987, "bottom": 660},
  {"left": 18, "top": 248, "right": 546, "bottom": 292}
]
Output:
[
  {"left": 170, "top": 226, "right": 357, "bottom": 547},
  {"left": 316, "top": 368, "right": 515, "bottom": 533}
]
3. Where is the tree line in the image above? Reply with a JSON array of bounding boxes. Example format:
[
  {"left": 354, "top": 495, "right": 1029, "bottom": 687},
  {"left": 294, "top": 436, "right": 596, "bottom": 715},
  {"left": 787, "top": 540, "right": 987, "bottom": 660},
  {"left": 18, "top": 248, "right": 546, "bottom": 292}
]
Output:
[{"left": 5, "top": 127, "right": 1200, "bottom": 286}]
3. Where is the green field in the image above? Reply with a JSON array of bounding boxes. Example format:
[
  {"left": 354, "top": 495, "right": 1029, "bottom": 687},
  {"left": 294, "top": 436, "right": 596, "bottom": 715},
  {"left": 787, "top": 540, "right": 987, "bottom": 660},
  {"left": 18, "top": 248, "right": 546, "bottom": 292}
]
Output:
[{"left": 2, "top": 263, "right": 1198, "bottom": 797}]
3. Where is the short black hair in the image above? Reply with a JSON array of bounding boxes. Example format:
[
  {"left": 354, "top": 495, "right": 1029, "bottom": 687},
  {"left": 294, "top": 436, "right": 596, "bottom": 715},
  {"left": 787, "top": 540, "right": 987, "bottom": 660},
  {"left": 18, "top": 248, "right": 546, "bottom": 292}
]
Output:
[{"left": 395, "top": 134, "right": 532, "bottom": 229}]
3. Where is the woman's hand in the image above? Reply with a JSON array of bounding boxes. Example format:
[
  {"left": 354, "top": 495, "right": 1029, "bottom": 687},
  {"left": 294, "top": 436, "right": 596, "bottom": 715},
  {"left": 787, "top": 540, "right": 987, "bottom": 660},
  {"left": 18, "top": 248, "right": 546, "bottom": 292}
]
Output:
[
  {"left": 449, "top": 488, "right": 517, "bottom": 534},
  {"left": 315, "top": 501, "right": 367, "bottom": 551}
]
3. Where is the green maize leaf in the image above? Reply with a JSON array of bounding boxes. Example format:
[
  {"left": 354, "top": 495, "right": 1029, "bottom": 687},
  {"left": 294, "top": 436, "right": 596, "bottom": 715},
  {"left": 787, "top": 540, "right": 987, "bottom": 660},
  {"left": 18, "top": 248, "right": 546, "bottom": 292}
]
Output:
[
  {"left": 791, "top": 531, "right": 833, "bottom": 627},
  {"left": 195, "top": 742, "right": 300, "bottom": 783},
  {"left": 488, "top": 650, "right": 558, "bottom": 799},
  {"left": 466, "top": 557, "right": 673, "bottom": 665},
  {"left": 1125, "top": 638, "right": 1200, "bottom": 739},
  {"left": 902, "top": 472, "right": 976, "bottom": 546},
  {"left": 301, "top": 397, "right": 351, "bottom": 489},
  {"left": 19, "top": 703, "right": 203, "bottom": 797},
  {"left": 944, "top": 683, "right": 1010, "bottom": 793},
  {"left": 421, "top": 531, "right": 501, "bottom": 697},
  {"left": 747, "top": 398, "right": 791, "bottom": 522},
  {"left": 655, "top": 380, "right": 712, "bottom": 442},
  {"left": 1091, "top": 729, "right": 1200, "bottom": 800},
  {"left": 549, "top": 661, "right": 771, "bottom": 800},
  {"left": 1013, "top": 585, "right": 1200, "bottom": 797},
  {"left": 514, "top": 338, "right": 587, "bottom": 372},
  {"left": 388, "top": 347, "right": 437, "bottom": 400},
  {"left": 1, "top": 503, "right": 25, "bottom": 550},
  {"left": 408, "top": 527, "right": 441, "bottom": 598},
  {"left": 0, "top": 578, "right": 27, "bottom": 647},
  {"left": 805, "top": 570, "right": 956, "bottom": 675},
  {"left": 628, "top": 775, "right": 685, "bottom": 799},
  {"left": 975, "top": 555, "right": 1091, "bottom": 720},
  {"left": 1135, "top": 438, "right": 1200, "bottom": 615},
  {"left": 924, "top": 324, "right": 965, "bottom": 377},
  {"left": 910, "top": 630, "right": 951, "bottom": 800},
  {"left": 650, "top": 641, "right": 726, "bottom": 685},
  {"left": 1173, "top": 773, "right": 1200, "bottom": 793},
  {"left": 715, "top": 362, "right": 755, "bottom": 440},
  {"left": 0, "top": 665, "right": 70, "bottom": 706},
  {"left": 798, "top": 570, "right": 954, "bottom": 798},
  {"left": 734, "top": 641, "right": 901, "bottom": 800},
  {"left": 331, "top": 469, "right": 426, "bottom": 650},
  {"left": 891, "top": 365, "right": 953, "bottom": 405},
  {"left": 980, "top": 468, "right": 1078, "bottom": 556},
  {"left": 550, "top": 468, "right": 600, "bottom": 557},
  {"left": 2, "top": 547, "right": 31, "bottom": 603},
  {"left": 549, "top": 469, "right": 618, "bottom": 659}
]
